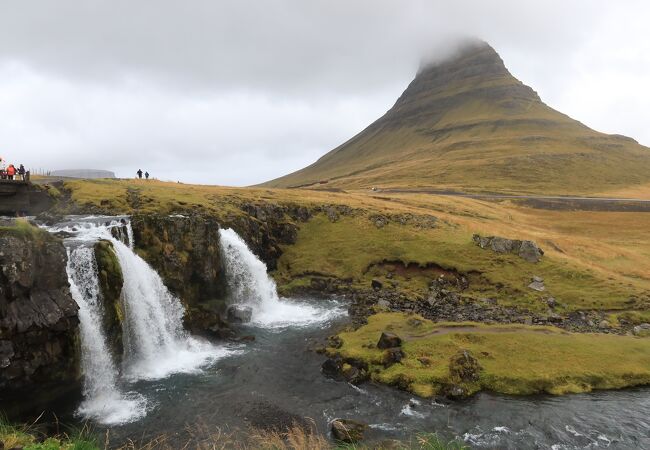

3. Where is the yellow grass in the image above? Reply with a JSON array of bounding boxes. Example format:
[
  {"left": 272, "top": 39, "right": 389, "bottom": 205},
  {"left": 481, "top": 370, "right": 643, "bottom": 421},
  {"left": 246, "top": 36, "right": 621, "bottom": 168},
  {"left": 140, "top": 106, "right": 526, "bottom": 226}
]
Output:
[{"left": 59, "top": 179, "right": 650, "bottom": 315}]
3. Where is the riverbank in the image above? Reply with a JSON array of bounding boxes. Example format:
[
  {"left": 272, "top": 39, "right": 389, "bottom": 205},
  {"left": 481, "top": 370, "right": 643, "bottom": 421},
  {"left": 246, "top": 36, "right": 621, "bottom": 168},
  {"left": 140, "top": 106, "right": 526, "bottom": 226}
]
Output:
[{"left": 0, "top": 416, "right": 467, "bottom": 450}]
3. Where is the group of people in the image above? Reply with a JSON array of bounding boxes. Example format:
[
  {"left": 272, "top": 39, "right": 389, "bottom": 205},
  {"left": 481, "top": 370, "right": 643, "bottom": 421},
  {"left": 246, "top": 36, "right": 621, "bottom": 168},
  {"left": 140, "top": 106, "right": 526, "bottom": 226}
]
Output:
[
  {"left": 0, "top": 157, "right": 27, "bottom": 181},
  {"left": 136, "top": 169, "right": 151, "bottom": 180}
]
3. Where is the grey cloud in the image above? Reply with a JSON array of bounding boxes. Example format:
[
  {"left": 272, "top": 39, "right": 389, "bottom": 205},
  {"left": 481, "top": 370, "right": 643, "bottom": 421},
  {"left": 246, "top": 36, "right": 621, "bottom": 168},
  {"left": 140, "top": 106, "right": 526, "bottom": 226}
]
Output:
[{"left": 0, "top": 0, "right": 647, "bottom": 185}]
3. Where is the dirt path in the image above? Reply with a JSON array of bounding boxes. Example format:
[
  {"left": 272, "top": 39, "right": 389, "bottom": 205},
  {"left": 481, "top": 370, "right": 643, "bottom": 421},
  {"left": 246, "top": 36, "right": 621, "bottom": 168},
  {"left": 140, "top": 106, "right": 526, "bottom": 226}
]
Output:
[{"left": 378, "top": 189, "right": 650, "bottom": 212}]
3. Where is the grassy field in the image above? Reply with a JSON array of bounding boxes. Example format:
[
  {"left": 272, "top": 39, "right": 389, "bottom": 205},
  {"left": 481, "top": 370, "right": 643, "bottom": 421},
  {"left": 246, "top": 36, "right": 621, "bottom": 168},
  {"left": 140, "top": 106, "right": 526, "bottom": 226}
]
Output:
[
  {"left": 55, "top": 178, "right": 650, "bottom": 318},
  {"left": 330, "top": 312, "right": 650, "bottom": 397}
]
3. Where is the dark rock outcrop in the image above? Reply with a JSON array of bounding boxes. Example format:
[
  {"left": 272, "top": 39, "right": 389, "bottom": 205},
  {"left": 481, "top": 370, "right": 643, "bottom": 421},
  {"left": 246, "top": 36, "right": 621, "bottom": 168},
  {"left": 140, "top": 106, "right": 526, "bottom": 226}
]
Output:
[
  {"left": 321, "top": 356, "right": 369, "bottom": 385},
  {"left": 0, "top": 181, "right": 54, "bottom": 216},
  {"left": 473, "top": 234, "right": 544, "bottom": 263},
  {"left": 130, "top": 214, "right": 229, "bottom": 335},
  {"left": 0, "top": 224, "right": 80, "bottom": 391},
  {"left": 377, "top": 332, "right": 402, "bottom": 349}
]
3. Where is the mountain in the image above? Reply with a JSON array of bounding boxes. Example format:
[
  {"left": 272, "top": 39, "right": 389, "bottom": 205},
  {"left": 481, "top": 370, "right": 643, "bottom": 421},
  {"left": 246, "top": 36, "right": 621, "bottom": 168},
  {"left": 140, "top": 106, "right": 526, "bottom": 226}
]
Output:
[{"left": 263, "top": 41, "right": 650, "bottom": 195}]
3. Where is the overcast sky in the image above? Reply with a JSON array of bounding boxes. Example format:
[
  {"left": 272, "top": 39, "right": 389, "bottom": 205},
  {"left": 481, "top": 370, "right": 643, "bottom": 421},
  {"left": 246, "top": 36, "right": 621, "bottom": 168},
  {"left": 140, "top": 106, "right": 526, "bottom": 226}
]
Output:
[{"left": 0, "top": 1, "right": 648, "bottom": 185}]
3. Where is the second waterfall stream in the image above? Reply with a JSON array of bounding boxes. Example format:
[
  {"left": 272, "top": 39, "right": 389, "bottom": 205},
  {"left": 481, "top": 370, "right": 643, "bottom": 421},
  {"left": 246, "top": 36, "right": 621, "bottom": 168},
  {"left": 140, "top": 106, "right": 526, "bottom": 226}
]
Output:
[{"left": 218, "top": 228, "right": 343, "bottom": 328}]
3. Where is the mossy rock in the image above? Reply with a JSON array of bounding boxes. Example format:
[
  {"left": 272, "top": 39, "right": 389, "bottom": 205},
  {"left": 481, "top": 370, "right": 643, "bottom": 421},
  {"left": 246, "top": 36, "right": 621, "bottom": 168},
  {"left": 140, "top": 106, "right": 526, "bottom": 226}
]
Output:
[{"left": 94, "top": 240, "right": 125, "bottom": 362}]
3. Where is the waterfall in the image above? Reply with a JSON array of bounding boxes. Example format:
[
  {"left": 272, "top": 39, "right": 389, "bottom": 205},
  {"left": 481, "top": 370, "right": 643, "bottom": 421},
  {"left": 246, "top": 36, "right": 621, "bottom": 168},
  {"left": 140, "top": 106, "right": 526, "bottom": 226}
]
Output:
[
  {"left": 53, "top": 218, "right": 232, "bottom": 424},
  {"left": 219, "top": 228, "right": 343, "bottom": 327},
  {"left": 110, "top": 238, "right": 221, "bottom": 380},
  {"left": 126, "top": 221, "right": 135, "bottom": 250},
  {"left": 66, "top": 244, "right": 147, "bottom": 425}
]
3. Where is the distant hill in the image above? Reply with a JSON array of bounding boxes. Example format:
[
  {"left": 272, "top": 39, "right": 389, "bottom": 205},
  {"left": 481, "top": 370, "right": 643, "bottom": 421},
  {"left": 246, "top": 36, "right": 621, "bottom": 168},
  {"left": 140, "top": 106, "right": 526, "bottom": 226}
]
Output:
[
  {"left": 50, "top": 169, "right": 116, "bottom": 179},
  {"left": 262, "top": 40, "right": 650, "bottom": 195}
]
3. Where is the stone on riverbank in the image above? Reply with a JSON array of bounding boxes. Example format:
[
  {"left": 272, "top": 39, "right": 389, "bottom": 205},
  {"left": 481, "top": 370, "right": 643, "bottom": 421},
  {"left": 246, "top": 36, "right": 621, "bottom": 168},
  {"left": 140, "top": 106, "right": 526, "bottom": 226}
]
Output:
[
  {"left": 330, "top": 418, "right": 367, "bottom": 443},
  {"left": 377, "top": 331, "right": 402, "bottom": 349}
]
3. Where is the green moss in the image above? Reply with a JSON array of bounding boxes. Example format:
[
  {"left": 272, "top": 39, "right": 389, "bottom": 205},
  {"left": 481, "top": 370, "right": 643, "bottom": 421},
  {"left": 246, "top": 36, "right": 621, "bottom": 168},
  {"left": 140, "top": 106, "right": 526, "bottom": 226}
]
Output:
[
  {"left": 331, "top": 312, "right": 650, "bottom": 398},
  {"left": 94, "top": 240, "right": 124, "bottom": 360},
  {"left": 0, "top": 219, "right": 46, "bottom": 241}
]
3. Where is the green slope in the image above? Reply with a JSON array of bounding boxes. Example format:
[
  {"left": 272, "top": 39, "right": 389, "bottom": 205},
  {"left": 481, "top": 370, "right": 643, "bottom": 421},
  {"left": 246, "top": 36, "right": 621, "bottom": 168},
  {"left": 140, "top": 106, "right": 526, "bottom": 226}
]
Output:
[{"left": 263, "top": 41, "right": 650, "bottom": 195}]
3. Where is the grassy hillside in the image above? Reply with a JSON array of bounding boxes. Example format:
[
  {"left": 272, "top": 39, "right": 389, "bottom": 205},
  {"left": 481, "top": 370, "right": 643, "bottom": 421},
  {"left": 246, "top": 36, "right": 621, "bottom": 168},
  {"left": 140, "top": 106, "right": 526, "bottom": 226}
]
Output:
[
  {"left": 58, "top": 179, "right": 650, "bottom": 320},
  {"left": 262, "top": 41, "right": 650, "bottom": 195}
]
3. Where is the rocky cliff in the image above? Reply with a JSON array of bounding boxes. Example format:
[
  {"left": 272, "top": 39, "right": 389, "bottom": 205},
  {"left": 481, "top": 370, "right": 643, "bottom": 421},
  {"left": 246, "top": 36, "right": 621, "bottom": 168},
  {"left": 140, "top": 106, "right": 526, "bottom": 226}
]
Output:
[
  {"left": 130, "top": 214, "right": 229, "bottom": 335},
  {"left": 128, "top": 205, "right": 304, "bottom": 332},
  {"left": 0, "top": 221, "right": 80, "bottom": 392}
]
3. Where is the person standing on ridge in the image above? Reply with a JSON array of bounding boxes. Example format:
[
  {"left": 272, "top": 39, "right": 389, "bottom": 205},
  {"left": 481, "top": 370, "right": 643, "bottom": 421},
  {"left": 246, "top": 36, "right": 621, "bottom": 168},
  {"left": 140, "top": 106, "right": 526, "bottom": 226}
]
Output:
[
  {"left": 137, "top": 169, "right": 143, "bottom": 179},
  {"left": 145, "top": 171, "right": 149, "bottom": 180},
  {"left": 18, "top": 164, "right": 25, "bottom": 181},
  {"left": 6, "top": 164, "right": 16, "bottom": 180}
]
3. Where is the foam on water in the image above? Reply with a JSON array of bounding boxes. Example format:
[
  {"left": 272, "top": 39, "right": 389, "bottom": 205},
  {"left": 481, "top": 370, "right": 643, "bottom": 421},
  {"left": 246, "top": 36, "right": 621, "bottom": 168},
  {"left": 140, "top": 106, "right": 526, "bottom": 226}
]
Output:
[{"left": 218, "top": 228, "right": 345, "bottom": 328}]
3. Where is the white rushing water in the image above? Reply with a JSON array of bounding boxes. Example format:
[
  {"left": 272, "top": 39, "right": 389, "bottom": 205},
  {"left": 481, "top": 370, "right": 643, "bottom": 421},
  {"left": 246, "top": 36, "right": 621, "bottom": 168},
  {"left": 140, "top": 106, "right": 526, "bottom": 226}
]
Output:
[
  {"left": 218, "top": 228, "right": 344, "bottom": 328},
  {"left": 111, "top": 237, "right": 224, "bottom": 380},
  {"left": 57, "top": 218, "right": 232, "bottom": 424},
  {"left": 66, "top": 244, "right": 147, "bottom": 425}
]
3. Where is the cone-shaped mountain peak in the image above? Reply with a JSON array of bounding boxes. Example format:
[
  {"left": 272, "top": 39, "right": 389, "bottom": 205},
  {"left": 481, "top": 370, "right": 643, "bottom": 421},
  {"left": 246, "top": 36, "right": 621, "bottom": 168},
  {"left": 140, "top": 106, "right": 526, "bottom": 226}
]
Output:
[{"left": 263, "top": 41, "right": 650, "bottom": 195}]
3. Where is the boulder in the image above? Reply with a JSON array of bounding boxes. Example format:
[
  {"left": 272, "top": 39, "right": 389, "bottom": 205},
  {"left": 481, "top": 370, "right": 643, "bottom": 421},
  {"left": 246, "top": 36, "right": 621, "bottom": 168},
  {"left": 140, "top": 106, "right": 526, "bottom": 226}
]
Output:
[
  {"left": 633, "top": 323, "right": 650, "bottom": 337},
  {"left": 599, "top": 320, "right": 610, "bottom": 330},
  {"left": 472, "top": 234, "right": 543, "bottom": 263},
  {"left": 321, "top": 357, "right": 343, "bottom": 379},
  {"left": 340, "top": 363, "right": 368, "bottom": 385},
  {"left": 330, "top": 418, "right": 368, "bottom": 443},
  {"left": 377, "top": 299, "right": 391, "bottom": 309},
  {"left": 227, "top": 305, "right": 253, "bottom": 323},
  {"left": 490, "top": 236, "right": 517, "bottom": 253},
  {"left": 528, "top": 277, "right": 545, "bottom": 292},
  {"left": 518, "top": 240, "right": 544, "bottom": 263},
  {"left": 377, "top": 332, "right": 402, "bottom": 349},
  {"left": 371, "top": 279, "right": 383, "bottom": 290},
  {"left": 449, "top": 350, "right": 481, "bottom": 382}
]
